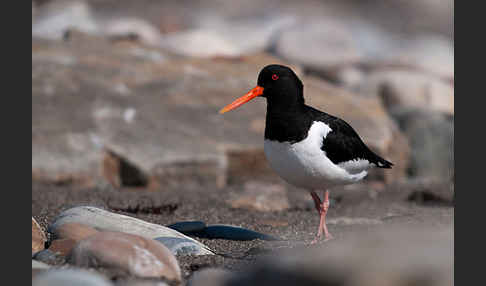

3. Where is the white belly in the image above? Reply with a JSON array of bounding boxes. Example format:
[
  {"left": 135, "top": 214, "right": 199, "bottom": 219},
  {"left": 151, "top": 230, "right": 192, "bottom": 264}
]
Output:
[{"left": 263, "top": 121, "right": 368, "bottom": 190}]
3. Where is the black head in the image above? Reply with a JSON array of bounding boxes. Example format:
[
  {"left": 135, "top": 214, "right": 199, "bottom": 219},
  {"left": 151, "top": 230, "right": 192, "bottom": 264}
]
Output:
[
  {"left": 257, "top": 65, "right": 304, "bottom": 109},
  {"left": 219, "top": 64, "right": 305, "bottom": 114}
]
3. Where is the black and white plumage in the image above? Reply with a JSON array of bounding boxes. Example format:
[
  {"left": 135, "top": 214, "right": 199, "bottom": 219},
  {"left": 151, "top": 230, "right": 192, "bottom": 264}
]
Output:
[{"left": 220, "top": 64, "right": 393, "bottom": 242}]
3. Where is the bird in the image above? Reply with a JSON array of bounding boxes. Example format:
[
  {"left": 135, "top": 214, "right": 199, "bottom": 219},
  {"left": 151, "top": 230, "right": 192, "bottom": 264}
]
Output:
[{"left": 219, "top": 64, "right": 393, "bottom": 243}]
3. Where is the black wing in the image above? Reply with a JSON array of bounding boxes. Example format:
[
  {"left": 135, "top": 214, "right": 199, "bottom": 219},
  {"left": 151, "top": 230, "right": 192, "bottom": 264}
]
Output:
[{"left": 307, "top": 106, "right": 393, "bottom": 168}]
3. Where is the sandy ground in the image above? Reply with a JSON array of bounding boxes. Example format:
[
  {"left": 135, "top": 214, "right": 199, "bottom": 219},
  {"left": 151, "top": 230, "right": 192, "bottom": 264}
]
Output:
[{"left": 32, "top": 179, "right": 453, "bottom": 282}]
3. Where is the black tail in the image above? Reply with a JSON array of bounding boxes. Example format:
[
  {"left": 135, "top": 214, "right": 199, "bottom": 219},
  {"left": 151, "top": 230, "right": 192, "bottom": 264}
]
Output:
[{"left": 375, "top": 157, "right": 393, "bottom": 169}]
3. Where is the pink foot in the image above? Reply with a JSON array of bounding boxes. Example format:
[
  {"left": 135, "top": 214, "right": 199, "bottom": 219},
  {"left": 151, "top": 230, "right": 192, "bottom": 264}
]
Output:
[{"left": 309, "top": 190, "right": 333, "bottom": 244}]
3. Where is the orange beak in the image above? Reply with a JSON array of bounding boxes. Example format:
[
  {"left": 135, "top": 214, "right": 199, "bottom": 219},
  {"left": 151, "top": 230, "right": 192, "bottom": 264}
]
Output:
[{"left": 219, "top": 86, "right": 264, "bottom": 114}]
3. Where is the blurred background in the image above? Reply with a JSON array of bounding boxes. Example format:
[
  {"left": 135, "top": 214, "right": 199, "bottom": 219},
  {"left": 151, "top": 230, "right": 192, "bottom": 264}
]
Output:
[{"left": 32, "top": 0, "right": 454, "bottom": 285}]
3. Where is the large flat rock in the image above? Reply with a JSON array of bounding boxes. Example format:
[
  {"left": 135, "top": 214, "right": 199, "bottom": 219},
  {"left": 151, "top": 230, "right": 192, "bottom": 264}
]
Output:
[{"left": 32, "top": 34, "right": 409, "bottom": 188}]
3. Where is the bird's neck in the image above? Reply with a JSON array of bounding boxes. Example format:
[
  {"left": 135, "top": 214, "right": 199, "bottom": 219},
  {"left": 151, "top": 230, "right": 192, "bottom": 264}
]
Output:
[{"left": 264, "top": 104, "right": 311, "bottom": 143}]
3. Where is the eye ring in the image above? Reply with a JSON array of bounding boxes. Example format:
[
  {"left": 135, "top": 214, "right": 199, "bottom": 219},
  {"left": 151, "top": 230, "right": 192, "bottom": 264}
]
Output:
[{"left": 272, "top": 74, "right": 279, "bottom": 81}]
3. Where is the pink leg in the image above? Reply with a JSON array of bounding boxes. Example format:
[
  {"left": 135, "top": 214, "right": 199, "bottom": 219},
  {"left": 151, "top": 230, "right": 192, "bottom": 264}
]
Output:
[{"left": 310, "top": 190, "right": 333, "bottom": 244}]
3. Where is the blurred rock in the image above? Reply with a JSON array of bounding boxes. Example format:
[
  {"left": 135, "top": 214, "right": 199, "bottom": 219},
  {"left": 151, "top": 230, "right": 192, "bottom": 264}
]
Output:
[
  {"left": 194, "top": 225, "right": 279, "bottom": 241},
  {"left": 33, "top": 249, "right": 65, "bottom": 265},
  {"left": 357, "top": 70, "right": 454, "bottom": 115},
  {"left": 69, "top": 231, "right": 181, "bottom": 281},
  {"left": 275, "top": 19, "right": 362, "bottom": 70},
  {"left": 391, "top": 108, "right": 453, "bottom": 180},
  {"left": 159, "top": 16, "right": 294, "bottom": 57},
  {"left": 32, "top": 35, "right": 408, "bottom": 187},
  {"left": 32, "top": 260, "right": 50, "bottom": 270},
  {"left": 32, "top": 260, "right": 50, "bottom": 278},
  {"left": 32, "top": 0, "right": 99, "bottom": 40},
  {"left": 154, "top": 237, "right": 209, "bottom": 256},
  {"left": 115, "top": 279, "right": 169, "bottom": 286},
  {"left": 32, "top": 268, "right": 112, "bottom": 286},
  {"left": 32, "top": 217, "right": 46, "bottom": 255},
  {"left": 226, "top": 226, "right": 453, "bottom": 286},
  {"left": 187, "top": 268, "right": 233, "bottom": 286},
  {"left": 49, "top": 238, "right": 77, "bottom": 256},
  {"left": 228, "top": 181, "right": 290, "bottom": 212},
  {"left": 382, "top": 35, "right": 454, "bottom": 80},
  {"left": 49, "top": 206, "right": 213, "bottom": 255},
  {"left": 102, "top": 18, "right": 162, "bottom": 46},
  {"left": 50, "top": 222, "right": 99, "bottom": 241}
]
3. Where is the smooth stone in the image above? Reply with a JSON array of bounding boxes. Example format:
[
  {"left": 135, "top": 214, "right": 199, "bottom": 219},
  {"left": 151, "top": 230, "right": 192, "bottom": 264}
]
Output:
[
  {"left": 32, "top": 260, "right": 50, "bottom": 269},
  {"left": 49, "top": 238, "right": 77, "bottom": 256},
  {"left": 50, "top": 222, "right": 99, "bottom": 241},
  {"left": 275, "top": 19, "right": 363, "bottom": 69},
  {"left": 187, "top": 268, "right": 233, "bottom": 286},
  {"left": 69, "top": 231, "right": 181, "bottom": 281},
  {"left": 225, "top": 226, "right": 453, "bottom": 286},
  {"left": 32, "top": 0, "right": 99, "bottom": 40},
  {"left": 196, "top": 225, "right": 279, "bottom": 241},
  {"left": 32, "top": 217, "right": 46, "bottom": 255},
  {"left": 357, "top": 70, "right": 454, "bottom": 115},
  {"left": 32, "top": 268, "right": 112, "bottom": 286},
  {"left": 391, "top": 108, "right": 454, "bottom": 180},
  {"left": 166, "top": 221, "right": 206, "bottom": 234},
  {"left": 154, "top": 237, "right": 207, "bottom": 256},
  {"left": 115, "top": 279, "right": 169, "bottom": 286},
  {"left": 49, "top": 206, "right": 213, "bottom": 255},
  {"left": 33, "top": 249, "right": 65, "bottom": 265}
]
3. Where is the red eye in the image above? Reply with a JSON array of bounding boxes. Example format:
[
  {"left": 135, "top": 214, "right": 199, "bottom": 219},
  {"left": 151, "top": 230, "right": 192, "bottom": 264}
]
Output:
[{"left": 272, "top": 74, "right": 279, "bottom": 80}]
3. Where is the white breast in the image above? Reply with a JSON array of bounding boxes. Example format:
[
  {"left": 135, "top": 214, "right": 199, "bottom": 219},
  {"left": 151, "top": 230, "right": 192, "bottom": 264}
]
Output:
[{"left": 263, "top": 121, "right": 368, "bottom": 190}]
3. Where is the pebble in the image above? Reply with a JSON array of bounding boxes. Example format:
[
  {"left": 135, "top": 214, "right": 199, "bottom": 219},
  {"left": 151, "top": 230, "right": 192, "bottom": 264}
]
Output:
[
  {"left": 32, "top": 268, "right": 112, "bottom": 286},
  {"left": 50, "top": 222, "right": 99, "bottom": 241},
  {"left": 154, "top": 237, "right": 208, "bottom": 256},
  {"left": 49, "top": 206, "right": 213, "bottom": 255},
  {"left": 187, "top": 268, "right": 233, "bottom": 286},
  {"left": 166, "top": 221, "right": 206, "bottom": 234},
  {"left": 48, "top": 238, "right": 77, "bottom": 256},
  {"left": 32, "top": 217, "right": 46, "bottom": 255},
  {"left": 228, "top": 181, "right": 290, "bottom": 212},
  {"left": 33, "top": 249, "right": 65, "bottom": 265},
  {"left": 69, "top": 231, "right": 181, "bottom": 281},
  {"left": 196, "top": 225, "right": 279, "bottom": 241}
]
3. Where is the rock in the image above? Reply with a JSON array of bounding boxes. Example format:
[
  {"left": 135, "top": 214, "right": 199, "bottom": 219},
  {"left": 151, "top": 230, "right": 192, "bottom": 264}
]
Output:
[
  {"left": 49, "top": 238, "right": 77, "bottom": 256},
  {"left": 383, "top": 35, "right": 454, "bottom": 80},
  {"left": 50, "top": 222, "right": 99, "bottom": 241},
  {"left": 228, "top": 181, "right": 290, "bottom": 212},
  {"left": 167, "top": 221, "right": 206, "bottom": 234},
  {"left": 357, "top": 70, "right": 454, "bottom": 115},
  {"left": 115, "top": 279, "right": 169, "bottom": 286},
  {"left": 154, "top": 237, "right": 209, "bottom": 256},
  {"left": 159, "top": 16, "right": 294, "bottom": 57},
  {"left": 32, "top": 217, "right": 46, "bottom": 255},
  {"left": 32, "top": 260, "right": 50, "bottom": 278},
  {"left": 32, "top": 268, "right": 112, "bottom": 286},
  {"left": 33, "top": 249, "right": 65, "bottom": 265},
  {"left": 187, "top": 268, "right": 233, "bottom": 286},
  {"left": 49, "top": 206, "right": 213, "bottom": 255},
  {"left": 225, "top": 226, "right": 453, "bottom": 286},
  {"left": 32, "top": 0, "right": 99, "bottom": 40},
  {"left": 32, "top": 260, "right": 50, "bottom": 270},
  {"left": 101, "top": 18, "right": 162, "bottom": 46},
  {"left": 69, "top": 231, "right": 181, "bottom": 281},
  {"left": 391, "top": 108, "right": 453, "bottom": 180},
  {"left": 275, "top": 19, "right": 362, "bottom": 69},
  {"left": 195, "top": 225, "right": 279, "bottom": 241}
]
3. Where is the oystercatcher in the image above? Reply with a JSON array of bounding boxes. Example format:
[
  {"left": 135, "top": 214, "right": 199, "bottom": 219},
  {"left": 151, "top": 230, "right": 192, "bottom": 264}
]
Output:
[{"left": 219, "top": 65, "right": 393, "bottom": 242}]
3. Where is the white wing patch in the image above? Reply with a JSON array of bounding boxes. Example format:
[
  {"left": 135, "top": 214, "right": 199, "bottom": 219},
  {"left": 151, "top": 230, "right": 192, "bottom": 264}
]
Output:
[
  {"left": 337, "top": 159, "right": 374, "bottom": 174},
  {"left": 264, "top": 121, "right": 369, "bottom": 190}
]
